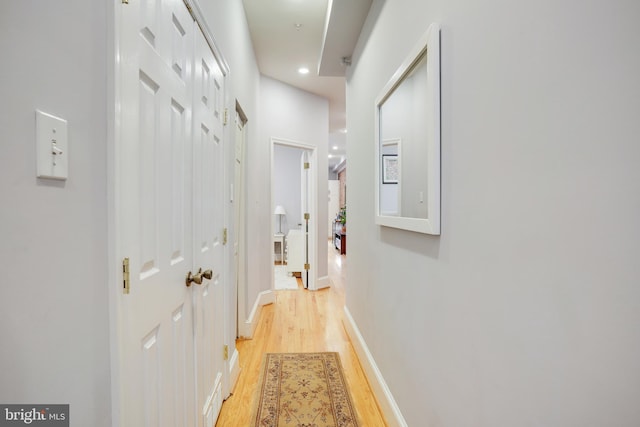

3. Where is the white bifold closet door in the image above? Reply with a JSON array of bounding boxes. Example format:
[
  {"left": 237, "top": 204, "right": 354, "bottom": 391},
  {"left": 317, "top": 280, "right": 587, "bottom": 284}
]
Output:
[{"left": 116, "top": 0, "right": 226, "bottom": 425}]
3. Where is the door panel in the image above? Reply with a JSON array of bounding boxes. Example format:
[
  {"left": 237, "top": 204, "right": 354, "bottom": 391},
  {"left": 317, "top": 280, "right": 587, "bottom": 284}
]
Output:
[
  {"left": 170, "top": 303, "right": 190, "bottom": 425},
  {"left": 170, "top": 99, "right": 187, "bottom": 264},
  {"left": 301, "top": 151, "right": 310, "bottom": 288},
  {"left": 118, "top": 0, "right": 195, "bottom": 425},
  {"left": 192, "top": 25, "right": 226, "bottom": 427}
]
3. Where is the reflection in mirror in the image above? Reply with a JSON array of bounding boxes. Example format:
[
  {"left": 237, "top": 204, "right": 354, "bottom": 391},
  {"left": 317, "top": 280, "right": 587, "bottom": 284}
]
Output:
[
  {"left": 380, "top": 139, "right": 400, "bottom": 215},
  {"left": 380, "top": 50, "right": 429, "bottom": 219},
  {"left": 375, "top": 23, "right": 440, "bottom": 234}
]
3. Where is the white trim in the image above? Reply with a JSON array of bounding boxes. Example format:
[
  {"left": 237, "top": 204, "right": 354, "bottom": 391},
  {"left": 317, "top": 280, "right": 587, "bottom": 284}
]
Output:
[
  {"left": 316, "top": 275, "right": 330, "bottom": 290},
  {"left": 108, "top": 1, "right": 121, "bottom": 425},
  {"left": 332, "top": 157, "right": 347, "bottom": 174},
  {"left": 239, "top": 290, "right": 274, "bottom": 338},
  {"left": 272, "top": 136, "right": 316, "bottom": 151},
  {"left": 183, "top": 0, "right": 230, "bottom": 76},
  {"left": 233, "top": 110, "right": 248, "bottom": 344},
  {"left": 343, "top": 307, "right": 408, "bottom": 427},
  {"left": 227, "top": 347, "right": 241, "bottom": 395}
]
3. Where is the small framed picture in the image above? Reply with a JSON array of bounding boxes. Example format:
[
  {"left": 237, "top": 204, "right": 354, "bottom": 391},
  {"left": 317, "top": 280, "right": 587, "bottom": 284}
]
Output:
[{"left": 382, "top": 154, "right": 398, "bottom": 184}]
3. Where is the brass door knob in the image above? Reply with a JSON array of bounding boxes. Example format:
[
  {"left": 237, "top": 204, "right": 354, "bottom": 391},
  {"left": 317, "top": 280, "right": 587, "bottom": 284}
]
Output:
[
  {"left": 186, "top": 268, "right": 213, "bottom": 287},
  {"left": 185, "top": 268, "right": 203, "bottom": 287}
]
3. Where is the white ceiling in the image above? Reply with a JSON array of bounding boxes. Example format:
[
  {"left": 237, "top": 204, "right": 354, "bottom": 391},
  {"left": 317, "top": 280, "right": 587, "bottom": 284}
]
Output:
[{"left": 242, "top": 0, "right": 372, "bottom": 171}]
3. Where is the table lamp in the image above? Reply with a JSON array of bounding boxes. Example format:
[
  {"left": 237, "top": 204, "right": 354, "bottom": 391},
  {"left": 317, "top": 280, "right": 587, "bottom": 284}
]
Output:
[{"left": 274, "top": 205, "right": 286, "bottom": 234}]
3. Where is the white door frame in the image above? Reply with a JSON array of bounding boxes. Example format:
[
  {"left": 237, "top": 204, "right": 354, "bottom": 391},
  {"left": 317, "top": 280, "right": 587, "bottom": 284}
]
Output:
[
  {"left": 233, "top": 105, "right": 247, "bottom": 339},
  {"left": 270, "top": 137, "right": 318, "bottom": 291}
]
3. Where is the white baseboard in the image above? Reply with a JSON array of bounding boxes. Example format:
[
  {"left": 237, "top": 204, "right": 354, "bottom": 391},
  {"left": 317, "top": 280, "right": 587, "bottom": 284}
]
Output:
[
  {"left": 239, "top": 290, "right": 274, "bottom": 339},
  {"left": 316, "top": 275, "right": 330, "bottom": 290},
  {"left": 228, "top": 347, "right": 240, "bottom": 394},
  {"left": 343, "top": 306, "right": 408, "bottom": 427}
]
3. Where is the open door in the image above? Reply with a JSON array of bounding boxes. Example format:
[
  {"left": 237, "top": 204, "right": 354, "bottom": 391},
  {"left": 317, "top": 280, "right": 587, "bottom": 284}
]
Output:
[{"left": 300, "top": 151, "right": 310, "bottom": 288}]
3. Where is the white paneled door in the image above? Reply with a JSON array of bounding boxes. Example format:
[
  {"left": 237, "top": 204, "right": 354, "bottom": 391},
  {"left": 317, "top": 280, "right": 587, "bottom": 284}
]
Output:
[
  {"left": 192, "top": 26, "right": 227, "bottom": 427},
  {"left": 116, "top": 0, "right": 226, "bottom": 425}
]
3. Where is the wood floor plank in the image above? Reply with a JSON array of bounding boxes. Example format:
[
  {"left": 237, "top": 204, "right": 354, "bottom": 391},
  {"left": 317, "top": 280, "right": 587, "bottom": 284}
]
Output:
[{"left": 215, "top": 242, "right": 387, "bottom": 426}]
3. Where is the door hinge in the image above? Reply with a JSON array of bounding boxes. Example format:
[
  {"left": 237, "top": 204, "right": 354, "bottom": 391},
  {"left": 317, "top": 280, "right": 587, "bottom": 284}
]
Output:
[
  {"left": 304, "top": 162, "right": 310, "bottom": 169},
  {"left": 122, "top": 257, "right": 130, "bottom": 294},
  {"left": 223, "top": 345, "right": 229, "bottom": 361},
  {"left": 223, "top": 228, "right": 228, "bottom": 245},
  {"left": 223, "top": 108, "right": 229, "bottom": 126},
  {"left": 304, "top": 263, "right": 310, "bottom": 271},
  {"left": 304, "top": 213, "right": 310, "bottom": 220}
]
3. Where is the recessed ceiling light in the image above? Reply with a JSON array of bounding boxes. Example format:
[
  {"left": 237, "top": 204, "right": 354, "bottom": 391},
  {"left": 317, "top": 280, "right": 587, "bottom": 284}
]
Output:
[
  {"left": 328, "top": 154, "right": 333, "bottom": 158},
  {"left": 332, "top": 146, "right": 338, "bottom": 150},
  {"left": 298, "top": 67, "right": 309, "bottom": 75},
  {"left": 340, "top": 128, "right": 347, "bottom": 133}
]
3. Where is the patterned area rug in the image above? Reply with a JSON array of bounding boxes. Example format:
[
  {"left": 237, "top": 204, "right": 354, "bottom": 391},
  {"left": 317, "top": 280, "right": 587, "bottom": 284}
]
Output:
[{"left": 252, "top": 352, "right": 360, "bottom": 427}]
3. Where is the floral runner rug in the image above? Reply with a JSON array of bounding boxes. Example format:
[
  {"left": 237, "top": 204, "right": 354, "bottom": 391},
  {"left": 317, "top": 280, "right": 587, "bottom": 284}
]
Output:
[{"left": 252, "top": 352, "right": 360, "bottom": 427}]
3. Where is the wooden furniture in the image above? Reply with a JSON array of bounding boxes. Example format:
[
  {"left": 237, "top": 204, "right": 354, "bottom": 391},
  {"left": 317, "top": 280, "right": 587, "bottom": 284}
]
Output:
[
  {"left": 333, "top": 221, "right": 346, "bottom": 255},
  {"left": 273, "top": 233, "right": 285, "bottom": 264}
]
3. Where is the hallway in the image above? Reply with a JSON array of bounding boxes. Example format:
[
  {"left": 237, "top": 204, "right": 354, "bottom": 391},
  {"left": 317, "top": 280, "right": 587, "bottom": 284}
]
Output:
[{"left": 215, "top": 241, "right": 386, "bottom": 426}]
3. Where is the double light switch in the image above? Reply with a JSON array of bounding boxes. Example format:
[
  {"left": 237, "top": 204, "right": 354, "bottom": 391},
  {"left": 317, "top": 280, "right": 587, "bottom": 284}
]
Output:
[{"left": 36, "top": 110, "right": 68, "bottom": 180}]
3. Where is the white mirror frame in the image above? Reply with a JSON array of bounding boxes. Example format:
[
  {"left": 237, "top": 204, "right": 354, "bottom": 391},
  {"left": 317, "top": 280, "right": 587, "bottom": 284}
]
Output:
[{"left": 374, "top": 23, "right": 440, "bottom": 235}]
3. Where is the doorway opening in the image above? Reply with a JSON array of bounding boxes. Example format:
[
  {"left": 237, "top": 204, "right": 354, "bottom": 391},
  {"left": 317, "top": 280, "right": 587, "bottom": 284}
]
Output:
[{"left": 271, "top": 138, "right": 318, "bottom": 291}]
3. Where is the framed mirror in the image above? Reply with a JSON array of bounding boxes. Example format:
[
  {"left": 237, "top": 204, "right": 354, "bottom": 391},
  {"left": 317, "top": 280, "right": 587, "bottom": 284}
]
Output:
[{"left": 375, "top": 23, "right": 440, "bottom": 235}]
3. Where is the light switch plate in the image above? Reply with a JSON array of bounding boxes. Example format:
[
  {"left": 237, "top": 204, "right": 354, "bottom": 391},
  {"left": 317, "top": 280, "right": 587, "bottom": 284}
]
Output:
[{"left": 36, "top": 110, "right": 68, "bottom": 180}]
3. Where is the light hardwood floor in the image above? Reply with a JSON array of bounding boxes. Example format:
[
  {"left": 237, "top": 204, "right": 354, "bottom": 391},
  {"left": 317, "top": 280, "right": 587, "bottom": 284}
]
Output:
[{"left": 215, "top": 241, "right": 387, "bottom": 426}]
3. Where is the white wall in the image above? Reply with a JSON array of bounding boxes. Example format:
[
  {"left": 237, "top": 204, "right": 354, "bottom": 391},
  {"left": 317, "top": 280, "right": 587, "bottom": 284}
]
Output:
[
  {"left": 0, "top": 1, "right": 111, "bottom": 425},
  {"left": 328, "top": 180, "right": 340, "bottom": 238},
  {"left": 346, "top": 0, "right": 640, "bottom": 426},
  {"left": 274, "top": 145, "right": 303, "bottom": 235},
  {"left": 260, "top": 76, "right": 330, "bottom": 288}
]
